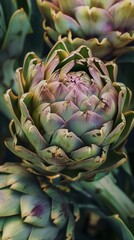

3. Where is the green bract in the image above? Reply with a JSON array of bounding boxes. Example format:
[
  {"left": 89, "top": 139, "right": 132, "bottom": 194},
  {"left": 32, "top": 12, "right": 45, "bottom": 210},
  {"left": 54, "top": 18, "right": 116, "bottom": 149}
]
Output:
[
  {"left": 5, "top": 41, "right": 134, "bottom": 182},
  {"left": 0, "top": 163, "right": 79, "bottom": 240},
  {"left": 0, "top": 0, "right": 31, "bottom": 63},
  {"left": 36, "top": 0, "right": 134, "bottom": 59},
  {"left": 0, "top": 0, "right": 32, "bottom": 117}
]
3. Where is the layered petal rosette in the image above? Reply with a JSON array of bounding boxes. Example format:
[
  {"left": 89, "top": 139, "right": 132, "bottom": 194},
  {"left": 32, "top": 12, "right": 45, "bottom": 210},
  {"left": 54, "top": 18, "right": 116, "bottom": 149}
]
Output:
[
  {"left": 36, "top": 0, "right": 134, "bottom": 59},
  {"left": 0, "top": 162, "right": 79, "bottom": 240},
  {"left": 5, "top": 42, "right": 134, "bottom": 182}
]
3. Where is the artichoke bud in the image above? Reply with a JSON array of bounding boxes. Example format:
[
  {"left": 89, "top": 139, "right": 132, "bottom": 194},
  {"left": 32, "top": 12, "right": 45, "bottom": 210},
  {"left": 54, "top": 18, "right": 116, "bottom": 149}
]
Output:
[
  {"left": 0, "top": 162, "right": 79, "bottom": 240},
  {"left": 36, "top": 0, "right": 134, "bottom": 59},
  {"left": 5, "top": 41, "right": 134, "bottom": 182}
]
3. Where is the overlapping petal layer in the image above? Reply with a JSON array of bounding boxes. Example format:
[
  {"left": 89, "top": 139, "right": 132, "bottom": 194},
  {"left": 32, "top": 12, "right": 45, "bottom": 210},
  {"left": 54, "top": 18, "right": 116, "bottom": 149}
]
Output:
[
  {"left": 0, "top": 163, "right": 79, "bottom": 240},
  {"left": 36, "top": 0, "right": 134, "bottom": 59},
  {"left": 5, "top": 42, "right": 134, "bottom": 181}
]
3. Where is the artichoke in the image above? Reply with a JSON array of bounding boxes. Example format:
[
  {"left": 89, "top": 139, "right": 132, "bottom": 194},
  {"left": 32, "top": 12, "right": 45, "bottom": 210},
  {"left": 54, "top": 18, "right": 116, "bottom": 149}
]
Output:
[
  {"left": 5, "top": 41, "right": 134, "bottom": 182},
  {"left": 0, "top": 162, "right": 79, "bottom": 240},
  {"left": 36, "top": 0, "right": 134, "bottom": 59}
]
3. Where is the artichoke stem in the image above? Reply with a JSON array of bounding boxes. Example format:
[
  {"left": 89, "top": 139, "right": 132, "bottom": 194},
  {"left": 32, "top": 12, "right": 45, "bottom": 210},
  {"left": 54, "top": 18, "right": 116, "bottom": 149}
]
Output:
[{"left": 71, "top": 173, "right": 134, "bottom": 234}]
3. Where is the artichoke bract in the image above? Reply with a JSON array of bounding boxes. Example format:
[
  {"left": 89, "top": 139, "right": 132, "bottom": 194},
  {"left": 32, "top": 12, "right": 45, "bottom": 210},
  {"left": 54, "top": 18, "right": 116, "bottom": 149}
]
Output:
[
  {"left": 0, "top": 0, "right": 31, "bottom": 63},
  {"left": 0, "top": 163, "right": 79, "bottom": 240},
  {"left": 5, "top": 41, "right": 134, "bottom": 182},
  {"left": 0, "top": 0, "right": 32, "bottom": 117},
  {"left": 36, "top": 0, "right": 134, "bottom": 59}
]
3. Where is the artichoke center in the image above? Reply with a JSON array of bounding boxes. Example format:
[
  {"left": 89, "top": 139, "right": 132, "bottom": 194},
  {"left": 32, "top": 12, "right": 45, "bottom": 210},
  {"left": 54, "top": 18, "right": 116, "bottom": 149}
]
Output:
[{"left": 64, "top": 71, "right": 91, "bottom": 89}]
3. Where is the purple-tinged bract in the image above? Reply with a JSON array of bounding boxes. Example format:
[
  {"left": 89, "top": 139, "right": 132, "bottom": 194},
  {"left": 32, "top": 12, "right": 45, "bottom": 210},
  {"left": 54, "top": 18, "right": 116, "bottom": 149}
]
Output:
[{"left": 5, "top": 41, "right": 134, "bottom": 182}]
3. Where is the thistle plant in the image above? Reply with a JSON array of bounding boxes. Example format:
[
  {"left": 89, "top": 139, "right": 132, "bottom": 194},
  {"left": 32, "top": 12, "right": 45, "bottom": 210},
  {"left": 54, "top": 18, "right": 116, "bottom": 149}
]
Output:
[
  {"left": 36, "top": 0, "right": 134, "bottom": 59},
  {"left": 4, "top": 41, "right": 134, "bottom": 182},
  {"left": 0, "top": 162, "right": 79, "bottom": 240}
]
